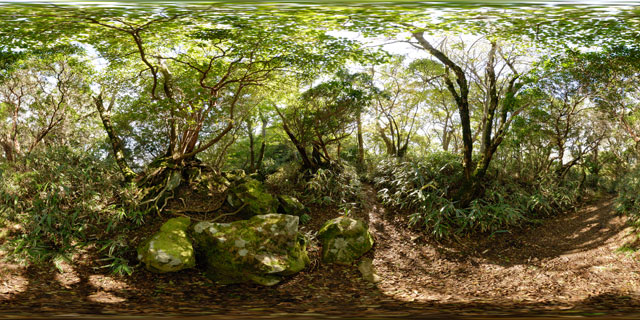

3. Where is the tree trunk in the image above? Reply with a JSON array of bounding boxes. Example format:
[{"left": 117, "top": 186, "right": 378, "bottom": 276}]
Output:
[
  {"left": 592, "top": 146, "right": 600, "bottom": 188},
  {"left": 413, "top": 32, "right": 474, "bottom": 181},
  {"left": 442, "top": 120, "right": 451, "bottom": 151},
  {"left": 356, "top": 111, "right": 365, "bottom": 169},
  {"left": 247, "top": 120, "right": 256, "bottom": 173},
  {"left": 94, "top": 94, "right": 136, "bottom": 183},
  {"left": 256, "top": 114, "right": 267, "bottom": 172},
  {"left": 275, "top": 106, "right": 318, "bottom": 171},
  {"left": 1, "top": 142, "right": 14, "bottom": 162}
]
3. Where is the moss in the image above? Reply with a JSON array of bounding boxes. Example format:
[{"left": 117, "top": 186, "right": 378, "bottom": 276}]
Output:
[
  {"left": 277, "top": 195, "right": 306, "bottom": 216},
  {"left": 160, "top": 216, "right": 191, "bottom": 232},
  {"left": 227, "top": 179, "right": 278, "bottom": 218},
  {"left": 222, "top": 169, "right": 246, "bottom": 183},
  {"left": 317, "top": 216, "right": 374, "bottom": 265},
  {"left": 191, "top": 214, "right": 309, "bottom": 286},
  {"left": 138, "top": 217, "right": 195, "bottom": 273},
  {"left": 284, "top": 234, "right": 310, "bottom": 274}
]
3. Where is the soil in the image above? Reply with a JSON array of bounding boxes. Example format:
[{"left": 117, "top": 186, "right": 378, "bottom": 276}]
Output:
[{"left": 1, "top": 186, "right": 640, "bottom": 319}]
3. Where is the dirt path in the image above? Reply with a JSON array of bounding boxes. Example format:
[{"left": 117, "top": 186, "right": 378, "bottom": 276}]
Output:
[
  {"left": 1, "top": 188, "right": 639, "bottom": 318},
  {"left": 366, "top": 188, "right": 640, "bottom": 309}
]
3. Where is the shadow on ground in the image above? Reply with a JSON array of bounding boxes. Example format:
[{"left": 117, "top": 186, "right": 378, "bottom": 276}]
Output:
[{"left": 1, "top": 192, "right": 639, "bottom": 319}]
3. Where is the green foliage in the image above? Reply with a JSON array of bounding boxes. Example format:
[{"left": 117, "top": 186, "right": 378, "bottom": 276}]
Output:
[
  {"left": 276, "top": 71, "right": 378, "bottom": 169},
  {"left": 374, "top": 152, "right": 464, "bottom": 210},
  {"left": 266, "top": 160, "right": 363, "bottom": 212},
  {"left": 615, "top": 167, "right": 640, "bottom": 225},
  {"left": 97, "top": 235, "right": 134, "bottom": 276},
  {"left": 300, "top": 213, "right": 312, "bottom": 225},
  {"left": 373, "top": 154, "right": 584, "bottom": 239},
  {"left": 1, "top": 1, "right": 637, "bottom": 277},
  {"left": 0, "top": 146, "right": 141, "bottom": 273},
  {"left": 305, "top": 163, "right": 363, "bottom": 211}
]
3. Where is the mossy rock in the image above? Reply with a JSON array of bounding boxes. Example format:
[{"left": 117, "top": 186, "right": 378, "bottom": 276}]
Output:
[
  {"left": 317, "top": 216, "right": 374, "bottom": 265},
  {"left": 227, "top": 178, "right": 278, "bottom": 218},
  {"left": 191, "top": 214, "right": 309, "bottom": 286},
  {"left": 187, "top": 167, "right": 230, "bottom": 191},
  {"left": 277, "top": 195, "right": 306, "bottom": 216},
  {"left": 137, "top": 217, "right": 196, "bottom": 273},
  {"left": 222, "top": 169, "right": 247, "bottom": 183}
]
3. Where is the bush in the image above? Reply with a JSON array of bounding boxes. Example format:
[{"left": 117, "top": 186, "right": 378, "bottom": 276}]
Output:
[
  {"left": 373, "top": 152, "right": 463, "bottom": 211},
  {"left": 305, "top": 162, "right": 363, "bottom": 211},
  {"left": 266, "top": 160, "right": 363, "bottom": 212},
  {"left": 372, "top": 153, "right": 585, "bottom": 239},
  {"left": 0, "top": 146, "right": 142, "bottom": 274},
  {"left": 615, "top": 167, "right": 640, "bottom": 226}
]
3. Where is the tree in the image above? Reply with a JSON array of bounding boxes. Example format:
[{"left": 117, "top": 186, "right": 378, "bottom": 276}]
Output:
[
  {"left": 371, "top": 56, "right": 428, "bottom": 158},
  {"left": 525, "top": 74, "right": 605, "bottom": 181},
  {"left": 408, "top": 58, "right": 458, "bottom": 152},
  {"left": 568, "top": 47, "right": 640, "bottom": 152},
  {"left": 4, "top": 7, "right": 374, "bottom": 212},
  {"left": 276, "top": 71, "right": 376, "bottom": 171},
  {"left": 409, "top": 33, "right": 531, "bottom": 203},
  {"left": 0, "top": 48, "right": 90, "bottom": 162}
]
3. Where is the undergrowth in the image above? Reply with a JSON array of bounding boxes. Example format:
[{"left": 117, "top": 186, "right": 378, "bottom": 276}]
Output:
[
  {"left": 615, "top": 167, "right": 640, "bottom": 228},
  {"left": 266, "top": 160, "right": 363, "bottom": 212},
  {"left": 0, "top": 146, "right": 143, "bottom": 275},
  {"left": 373, "top": 153, "right": 585, "bottom": 239}
]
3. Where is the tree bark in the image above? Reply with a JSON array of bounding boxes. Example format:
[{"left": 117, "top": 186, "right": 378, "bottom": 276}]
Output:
[
  {"left": 356, "top": 111, "right": 365, "bottom": 168},
  {"left": 247, "top": 120, "right": 256, "bottom": 172},
  {"left": 1, "top": 141, "right": 14, "bottom": 162},
  {"left": 94, "top": 94, "right": 136, "bottom": 183},
  {"left": 256, "top": 114, "right": 267, "bottom": 171}
]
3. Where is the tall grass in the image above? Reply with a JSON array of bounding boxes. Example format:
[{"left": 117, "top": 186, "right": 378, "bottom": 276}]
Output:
[
  {"left": 372, "top": 153, "right": 585, "bottom": 239},
  {"left": 0, "top": 146, "right": 141, "bottom": 274}
]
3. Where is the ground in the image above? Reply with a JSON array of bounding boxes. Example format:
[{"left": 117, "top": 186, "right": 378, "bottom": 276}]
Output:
[{"left": 1, "top": 186, "right": 640, "bottom": 319}]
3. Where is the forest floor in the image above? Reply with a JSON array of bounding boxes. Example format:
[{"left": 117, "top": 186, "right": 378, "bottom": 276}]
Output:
[{"left": 1, "top": 186, "right": 640, "bottom": 319}]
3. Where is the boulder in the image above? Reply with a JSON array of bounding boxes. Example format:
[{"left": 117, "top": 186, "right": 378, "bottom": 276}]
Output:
[
  {"left": 137, "top": 217, "right": 195, "bottom": 273},
  {"left": 227, "top": 178, "right": 278, "bottom": 218},
  {"left": 317, "top": 216, "right": 374, "bottom": 265},
  {"left": 191, "top": 214, "right": 309, "bottom": 286},
  {"left": 277, "top": 195, "right": 306, "bottom": 216}
]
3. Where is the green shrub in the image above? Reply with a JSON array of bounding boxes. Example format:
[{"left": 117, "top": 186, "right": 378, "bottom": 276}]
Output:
[
  {"left": 266, "top": 160, "right": 363, "bottom": 212},
  {"left": 615, "top": 167, "right": 640, "bottom": 225},
  {"left": 0, "top": 146, "right": 141, "bottom": 274},
  {"left": 305, "top": 162, "right": 363, "bottom": 210},
  {"left": 373, "top": 154, "right": 584, "bottom": 239}
]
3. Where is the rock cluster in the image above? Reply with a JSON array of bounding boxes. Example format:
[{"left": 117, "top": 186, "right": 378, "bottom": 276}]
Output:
[{"left": 137, "top": 177, "right": 374, "bottom": 285}]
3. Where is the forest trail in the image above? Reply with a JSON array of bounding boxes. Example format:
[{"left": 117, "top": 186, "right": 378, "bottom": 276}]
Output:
[
  {"left": 363, "top": 186, "right": 640, "bottom": 308},
  {"left": 1, "top": 187, "right": 640, "bottom": 318}
]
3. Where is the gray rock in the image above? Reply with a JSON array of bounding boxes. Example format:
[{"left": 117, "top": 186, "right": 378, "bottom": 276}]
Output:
[
  {"left": 358, "top": 258, "right": 381, "bottom": 283},
  {"left": 192, "top": 214, "right": 309, "bottom": 286}
]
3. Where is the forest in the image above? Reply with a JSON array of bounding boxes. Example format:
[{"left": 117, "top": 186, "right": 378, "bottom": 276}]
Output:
[{"left": 2, "top": 1, "right": 640, "bottom": 318}]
